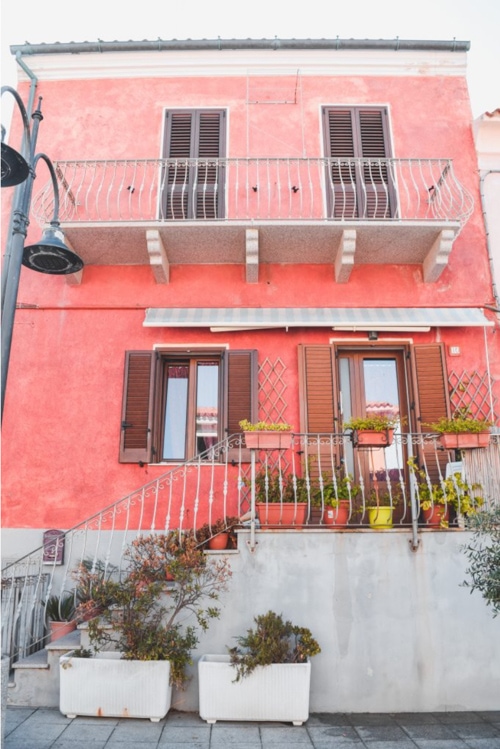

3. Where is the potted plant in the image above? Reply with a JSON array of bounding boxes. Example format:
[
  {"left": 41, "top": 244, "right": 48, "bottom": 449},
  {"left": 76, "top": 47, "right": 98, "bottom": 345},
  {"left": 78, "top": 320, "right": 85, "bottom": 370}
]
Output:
[
  {"left": 196, "top": 516, "right": 240, "bottom": 550},
  {"left": 43, "top": 593, "right": 77, "bottom": 642},
  {"left": 426, "top": 409, "right": 493, "bottom": 449},
  {"left": 60, "top": 531, "right": 232, "bottom": 721},
  {"left": 239, "top": 420, "right": 293, "bottom": 450},
  {"left": 253, "top": 469, "right": 308, "bottom": 527},
  {"left": 366, "top": 488, "right": 400, "bottom": 529},
  {"left": 198, "top": 610, "right": 320, "bottom": 725},
  {"left": 408, "top": 457, "right": 484, "bottom": 527},
  {"left": 343, "top": 414, "right": 400, "bottom": 447},
  {"left": 310, "top": 473, "right": 357, "bottom": 526}
]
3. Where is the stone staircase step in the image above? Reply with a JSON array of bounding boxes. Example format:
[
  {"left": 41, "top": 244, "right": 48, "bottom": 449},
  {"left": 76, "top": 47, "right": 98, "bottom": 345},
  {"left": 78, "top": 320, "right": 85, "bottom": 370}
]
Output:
[{"left": 8, "top": 629, "right": 81, "bottom": 708}]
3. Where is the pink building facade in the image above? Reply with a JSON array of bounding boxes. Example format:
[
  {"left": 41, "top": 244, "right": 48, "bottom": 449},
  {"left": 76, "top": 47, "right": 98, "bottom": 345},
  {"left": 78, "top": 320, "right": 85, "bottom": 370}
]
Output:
[{"left": 2, "top": 38, "right": 499, "bottom": 549}]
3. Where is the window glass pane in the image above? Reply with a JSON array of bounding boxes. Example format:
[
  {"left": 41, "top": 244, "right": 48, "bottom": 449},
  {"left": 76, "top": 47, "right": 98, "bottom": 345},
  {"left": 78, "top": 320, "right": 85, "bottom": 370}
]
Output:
[
  {"left": 363, "top": 358, "right": 403, "bottom": 476},
  {"left": 196, "top": 361, "right": 219, "bottom": 458},
  {"left": 163, "top": 365, "right": 189, "bottom": 460}
]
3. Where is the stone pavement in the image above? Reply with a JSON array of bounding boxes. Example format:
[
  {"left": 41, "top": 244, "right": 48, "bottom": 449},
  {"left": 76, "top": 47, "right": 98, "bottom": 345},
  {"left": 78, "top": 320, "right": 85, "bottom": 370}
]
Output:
[{"left": 4, "top": 706, "right": 500, "bottom": 748}]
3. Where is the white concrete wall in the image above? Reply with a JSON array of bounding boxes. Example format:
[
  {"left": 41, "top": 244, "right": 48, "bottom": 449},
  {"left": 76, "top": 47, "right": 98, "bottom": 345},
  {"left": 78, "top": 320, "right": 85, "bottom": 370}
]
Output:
[
  {"left": 180, "top": 529, "right": 500, "bottom": 713},
  {"left": 3, "top": 527, "right": 499, "bottom": 713}
]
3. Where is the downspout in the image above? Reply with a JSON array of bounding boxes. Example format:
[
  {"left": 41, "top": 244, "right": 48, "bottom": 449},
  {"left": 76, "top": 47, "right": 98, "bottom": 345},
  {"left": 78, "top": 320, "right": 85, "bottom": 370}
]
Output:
[
  {"left": 15, "top": 51, "right": 38, "bottom": 118},
  {"left": 479, "top": 169, "right": 500, "bottom": 311}
]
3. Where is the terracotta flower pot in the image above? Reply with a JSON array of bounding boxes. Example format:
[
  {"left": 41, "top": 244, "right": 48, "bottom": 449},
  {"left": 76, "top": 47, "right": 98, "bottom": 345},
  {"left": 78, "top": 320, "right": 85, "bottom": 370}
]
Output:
[
  {"left": 50, "top": 620, "right": 77, "bottom": 642},
  {"left": 257, "top": 502, "right": 307, "bottom": 528},
  {"left": 421, "top": 505, "right": 449, "bottom": 527},
  {"left": 208, "top": 533, "right": 229, "bottom": 550},
  {"left": 355, "top": 429, "right": 394, "bottom": 447},
  {"left": 324, "top": 501, "right": 350, "bottom": 526},
  {"left": 243, "top": 431, "right": 292, "bottom": 450},
  {"left": 439, "top": 432, "right": 490, "bottom": 449}
]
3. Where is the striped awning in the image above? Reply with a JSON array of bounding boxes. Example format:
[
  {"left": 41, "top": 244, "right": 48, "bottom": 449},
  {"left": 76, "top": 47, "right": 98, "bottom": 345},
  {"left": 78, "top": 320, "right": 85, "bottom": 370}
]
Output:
[{"left": 143, "top": 307, "right": 493, "bottom": 331}]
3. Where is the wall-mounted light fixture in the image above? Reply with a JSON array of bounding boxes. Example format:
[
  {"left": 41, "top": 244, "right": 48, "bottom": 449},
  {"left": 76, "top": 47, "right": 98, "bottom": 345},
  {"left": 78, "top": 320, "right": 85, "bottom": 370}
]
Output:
[{"left": 368, "top": 331, "right": 378, "bottom": 341}]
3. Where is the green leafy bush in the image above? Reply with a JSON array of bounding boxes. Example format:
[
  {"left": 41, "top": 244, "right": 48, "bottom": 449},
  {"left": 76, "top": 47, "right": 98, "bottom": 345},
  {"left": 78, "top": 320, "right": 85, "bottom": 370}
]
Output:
[
  {"left": 228, "top": 610, "right": 320, "bottom": 681},
  {"left": 463, "top": 508, "right": 500, "bottom": 617}
]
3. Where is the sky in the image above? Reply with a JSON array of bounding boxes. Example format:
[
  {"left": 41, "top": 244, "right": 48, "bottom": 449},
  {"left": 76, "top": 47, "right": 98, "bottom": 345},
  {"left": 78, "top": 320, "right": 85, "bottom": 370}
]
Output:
[{"left": 1, "top": 0, "right": 499, "bottom": 121}]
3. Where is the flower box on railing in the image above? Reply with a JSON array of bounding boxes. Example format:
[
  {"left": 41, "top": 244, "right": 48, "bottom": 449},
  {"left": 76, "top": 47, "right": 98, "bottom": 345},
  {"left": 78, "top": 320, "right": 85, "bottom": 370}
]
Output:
[{"left": 439, "top": 432, "right": 491, "bottom": 449}]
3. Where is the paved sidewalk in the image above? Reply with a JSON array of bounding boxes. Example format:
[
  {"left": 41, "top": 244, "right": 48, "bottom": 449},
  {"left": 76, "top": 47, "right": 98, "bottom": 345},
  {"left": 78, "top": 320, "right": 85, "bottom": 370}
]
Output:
[{"left": 4, "top": 706, "right": 500, "bottom": 748}]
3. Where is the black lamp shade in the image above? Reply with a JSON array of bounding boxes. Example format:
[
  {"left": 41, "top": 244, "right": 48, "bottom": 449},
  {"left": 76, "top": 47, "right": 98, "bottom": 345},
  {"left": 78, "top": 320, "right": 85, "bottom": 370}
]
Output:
[
  {"left": 22, "top": 226, "right": 84, "bottom": 275},
  {"left": 1, "top": 142, "right": 30, "bottom": 187}
]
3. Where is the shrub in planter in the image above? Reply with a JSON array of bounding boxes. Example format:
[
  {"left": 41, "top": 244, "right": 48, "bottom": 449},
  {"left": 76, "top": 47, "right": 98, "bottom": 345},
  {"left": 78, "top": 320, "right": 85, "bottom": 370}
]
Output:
[
  {"left": 62, "top": 531, "right": 233, "bottom": 721},
  {"left": 239, "top": 420, "right": 293, "bottom": 449},
  {"left": 426, "top": 411, "right": 493, "bottom": 449},
  {"left": 196, "top": 516, "right": 241, "bottom": 550},
  {"left": 43, "top": 593, "right": 77, "bottom": 641},
  {"left": 198, "top": 611, "right": 320, "bottom": 725}
]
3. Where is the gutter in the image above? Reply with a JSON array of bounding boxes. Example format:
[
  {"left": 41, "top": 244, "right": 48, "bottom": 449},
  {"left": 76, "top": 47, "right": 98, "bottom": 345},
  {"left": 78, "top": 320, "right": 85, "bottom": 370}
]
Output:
[{"left": 10, "top": 38, "right": 471, "bottom": 56}]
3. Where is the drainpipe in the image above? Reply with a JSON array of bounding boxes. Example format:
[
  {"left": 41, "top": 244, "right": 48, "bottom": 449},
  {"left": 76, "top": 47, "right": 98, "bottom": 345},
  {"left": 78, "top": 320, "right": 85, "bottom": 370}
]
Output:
[
  {"left": 479, "top": 169, "right": 500, "bottom": 311},
  {"left": 248, "top": 449, "right": 257, "bottom": 552}
]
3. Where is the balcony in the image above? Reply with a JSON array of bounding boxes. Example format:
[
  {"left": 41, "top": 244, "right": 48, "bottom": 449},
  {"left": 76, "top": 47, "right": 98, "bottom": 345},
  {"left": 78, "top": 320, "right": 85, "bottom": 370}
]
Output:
[{"left": 32, "top": 157, "right": 473, "bottom": 282}]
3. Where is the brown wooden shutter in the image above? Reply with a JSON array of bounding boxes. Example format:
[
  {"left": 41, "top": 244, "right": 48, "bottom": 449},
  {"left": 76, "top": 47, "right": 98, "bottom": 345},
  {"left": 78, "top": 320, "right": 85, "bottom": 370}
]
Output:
[
  {"left": 300, "top": 345, "right": 337, "bottom": 433},
  {"left": 119, "top": 352, "right": 155, "bottom": 463},
  {"left": 162, "top": 110, "right": 225, "bottom": 219},
  {"left": 323, "top": 107, "right": 393, "bottom": 219},
  {"left": 411, "top": 343, "right": 451, "bottom": 481},
  {"left": 225, "top": 350, "right": 258, "bottom": 461}
]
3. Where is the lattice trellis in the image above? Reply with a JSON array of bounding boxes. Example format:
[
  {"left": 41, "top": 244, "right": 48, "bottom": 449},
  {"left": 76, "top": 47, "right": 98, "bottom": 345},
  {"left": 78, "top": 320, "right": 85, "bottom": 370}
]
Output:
[
  {"left": 258, "top": 356, "right": 289, "bottom": 423},
  {"left": 449, "top": 369, "right": 498, "bottom": 421}
]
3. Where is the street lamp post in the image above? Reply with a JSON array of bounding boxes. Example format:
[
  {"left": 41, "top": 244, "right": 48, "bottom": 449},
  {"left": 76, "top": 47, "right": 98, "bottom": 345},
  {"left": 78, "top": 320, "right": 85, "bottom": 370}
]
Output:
[{"left": 1, "top": 87, "right": 84, "bottom": 419}]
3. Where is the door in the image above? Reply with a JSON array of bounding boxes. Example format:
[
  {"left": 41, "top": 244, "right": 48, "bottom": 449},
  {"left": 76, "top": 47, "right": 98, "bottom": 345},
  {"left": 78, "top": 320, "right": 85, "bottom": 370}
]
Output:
[{"left": 338, "top": 350, "right": 409, "bottom": 508}]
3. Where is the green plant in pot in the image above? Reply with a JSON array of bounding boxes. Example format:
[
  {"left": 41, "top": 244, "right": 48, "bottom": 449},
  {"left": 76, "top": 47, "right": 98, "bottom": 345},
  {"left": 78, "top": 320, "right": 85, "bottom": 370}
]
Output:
[
  {"left": 408, "top": 457, "right": 483, "bottom": 527},
  {"left": 196, "top": 516, "right": 241, "bottom": 550},
  {"left": 43, "top": 592, "right": 77, "bottom": 641},
  {"left": 343, "top": 413, "right": 401, "bottom": 447},
  {"left": 426, "top": 408, "right": 493, "bottom": 449},
  {"left": 61, "top": 531, "right": 232, "bottom": 721},
  {"left": 311, "top": 472, "right": 358, "bottom": 525},
  {"left": 253, "top": 469, "right": 309, "bottom": 526},
  {"left": 366, "top": 486, "right": 400, "bottom": 529},
  {"left": 239, "top": 420, "right": 293, "bottom": 450}
]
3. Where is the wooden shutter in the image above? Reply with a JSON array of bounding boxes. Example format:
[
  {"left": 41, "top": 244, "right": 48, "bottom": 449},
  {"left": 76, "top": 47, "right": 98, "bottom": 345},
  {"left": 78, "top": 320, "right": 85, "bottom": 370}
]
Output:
[
  {"left": 119, "top": 352, "right": 155, "bottom": 463},
  {"left": 323, "top": 107, "right": 393, "bottom": 219},
  {"left": 162, "top": 110, "right": 225, "bottom": 219},
  {"left": 225, "top": 350, "right": 258, "bottom": 461},
  {"left": 299, "top": 345, "right": 339, "bottom": 478},
  {"left": 411, "top": 344, "right": 451, "bottom": 481}
]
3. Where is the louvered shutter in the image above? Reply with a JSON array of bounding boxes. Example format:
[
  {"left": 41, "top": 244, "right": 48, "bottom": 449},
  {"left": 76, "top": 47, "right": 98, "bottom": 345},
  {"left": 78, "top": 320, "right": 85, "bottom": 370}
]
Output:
[
  {"left": 162, "top": 110, "right": 225, "bottom": 220},
  {"left": 323, "top": 107, "right": 393, "bottom": 219},
  {"left": 119, "top": 352, "right": 155, "bottom": 463},
  {"left": 300, "top": 345, "right": 340, "bottom": 477},
  {"left": 225, "top": 350, "right": 258, "bottom": 462},
  {"left": 411, "top": 344, "right": 451, "bottom": 482}
]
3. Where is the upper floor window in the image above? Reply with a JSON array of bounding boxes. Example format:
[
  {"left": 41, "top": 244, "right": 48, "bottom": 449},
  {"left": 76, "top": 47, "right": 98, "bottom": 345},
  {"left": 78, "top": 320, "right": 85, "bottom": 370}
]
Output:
[
  {"left": 161, "top": 109, "right": 226, "bottom": 220},
  {"left": 322, "top": 106, "right": 395, "bottom": 219}
]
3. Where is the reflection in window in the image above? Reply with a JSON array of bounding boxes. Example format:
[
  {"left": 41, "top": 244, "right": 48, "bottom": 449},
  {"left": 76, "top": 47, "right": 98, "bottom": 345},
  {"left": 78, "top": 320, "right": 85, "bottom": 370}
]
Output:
[
  {"left": 163, "top": 365, "right": 189, "bottom": 460},
  {"left": 196, "top": 361, "right": 219, "bottom": 458}
]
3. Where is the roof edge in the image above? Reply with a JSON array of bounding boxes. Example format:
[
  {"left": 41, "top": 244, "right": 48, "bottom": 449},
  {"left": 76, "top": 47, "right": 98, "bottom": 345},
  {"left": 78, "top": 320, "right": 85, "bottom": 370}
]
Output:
[{"left": 10, "top": 38, "right": 471, "bottom": 56}]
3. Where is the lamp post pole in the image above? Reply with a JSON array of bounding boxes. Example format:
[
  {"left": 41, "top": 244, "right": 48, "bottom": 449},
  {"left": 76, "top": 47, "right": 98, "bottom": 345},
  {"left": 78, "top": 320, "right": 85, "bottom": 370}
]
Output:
[{"left": 1, "top": 90, "right": 83, "bottom": 420}]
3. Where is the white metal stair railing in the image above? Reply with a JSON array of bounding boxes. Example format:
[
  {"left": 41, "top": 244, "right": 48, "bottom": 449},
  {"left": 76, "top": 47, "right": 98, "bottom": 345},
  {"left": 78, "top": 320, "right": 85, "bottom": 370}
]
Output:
[
  {"left": 31, "top": 157, "right": 474, "bottom": 226},
  {"left": 2, "top": 431, "right": 498, "bottom": 665},
  {"left": 0, "top": 434, "right": 244, "bottom": 665}
]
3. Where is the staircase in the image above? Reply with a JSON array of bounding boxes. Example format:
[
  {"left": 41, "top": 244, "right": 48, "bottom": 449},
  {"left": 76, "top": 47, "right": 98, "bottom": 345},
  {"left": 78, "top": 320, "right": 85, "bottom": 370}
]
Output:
[{"left": 8, "top": 627, "right": 90, "bottom": 708}]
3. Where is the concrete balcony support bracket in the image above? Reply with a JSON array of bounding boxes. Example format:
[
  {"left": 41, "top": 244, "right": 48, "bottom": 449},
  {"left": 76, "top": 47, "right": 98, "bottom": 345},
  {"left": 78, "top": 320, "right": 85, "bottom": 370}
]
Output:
[
  {"left": 423, "top": 228, "right": 457, "bottom": 282},
  {"left": 246, "top": 228, "right": 259, "bottom": 283},
  {"left": 146, "top": 229, "right": 170, "bottom": 284},
  {"left": 335, "top": 229, "right": 357, "bottom": 283}
]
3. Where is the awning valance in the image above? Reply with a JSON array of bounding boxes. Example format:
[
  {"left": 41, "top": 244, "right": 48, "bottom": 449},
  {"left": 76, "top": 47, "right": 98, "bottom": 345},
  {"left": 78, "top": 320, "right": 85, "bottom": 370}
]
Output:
[{"left": 143, "top": 307, "right": 493, "bottom": 332}]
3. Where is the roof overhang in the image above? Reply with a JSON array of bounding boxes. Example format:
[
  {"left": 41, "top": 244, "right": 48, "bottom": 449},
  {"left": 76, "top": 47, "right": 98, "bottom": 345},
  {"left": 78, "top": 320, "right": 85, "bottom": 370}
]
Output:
[{"left": 143, "top": 307, "right": 493, "bottom": 332}]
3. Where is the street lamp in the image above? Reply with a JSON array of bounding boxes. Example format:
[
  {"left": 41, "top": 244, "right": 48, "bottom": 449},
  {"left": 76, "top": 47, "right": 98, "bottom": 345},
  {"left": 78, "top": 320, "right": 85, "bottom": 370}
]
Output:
[{"left": 1, "top": 87, "right": 84, "bottom": 418}]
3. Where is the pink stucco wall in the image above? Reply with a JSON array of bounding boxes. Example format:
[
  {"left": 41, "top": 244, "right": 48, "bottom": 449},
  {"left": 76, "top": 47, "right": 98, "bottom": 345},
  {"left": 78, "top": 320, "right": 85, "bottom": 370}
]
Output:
[{"left": 2, "top": 66, "right": 499, "bottom": 530}]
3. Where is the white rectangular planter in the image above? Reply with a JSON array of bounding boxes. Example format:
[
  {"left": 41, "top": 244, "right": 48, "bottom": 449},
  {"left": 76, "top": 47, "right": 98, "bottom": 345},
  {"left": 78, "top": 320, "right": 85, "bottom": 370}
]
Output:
[
  {"left": 198, "top": 654, "right": 311, "bottom": 725},
  {"left": 60, "top": 651, "right": 172, "bottom": 721}
]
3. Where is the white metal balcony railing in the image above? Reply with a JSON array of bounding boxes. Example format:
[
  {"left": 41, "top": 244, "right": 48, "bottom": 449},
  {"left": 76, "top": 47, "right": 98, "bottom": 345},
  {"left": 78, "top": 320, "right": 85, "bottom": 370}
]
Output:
[
  {"left": 32, "top": 158, "right": 474, "bottom": 226},
  {"left": 2, "top": 432, "right": 498, "bottom": 666}
]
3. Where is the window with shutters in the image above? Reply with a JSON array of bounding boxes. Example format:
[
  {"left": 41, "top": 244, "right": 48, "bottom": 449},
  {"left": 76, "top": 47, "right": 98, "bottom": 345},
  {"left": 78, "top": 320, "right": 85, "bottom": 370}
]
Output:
[
  {"left": 161, "top": 109, "right": 226, "bottom": 220},
  {"left": 120, "top": 349, "right": 257, "bottom": 464},
  {"left": 322, "top": 106, "right": 396, "bottom": 219}
]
